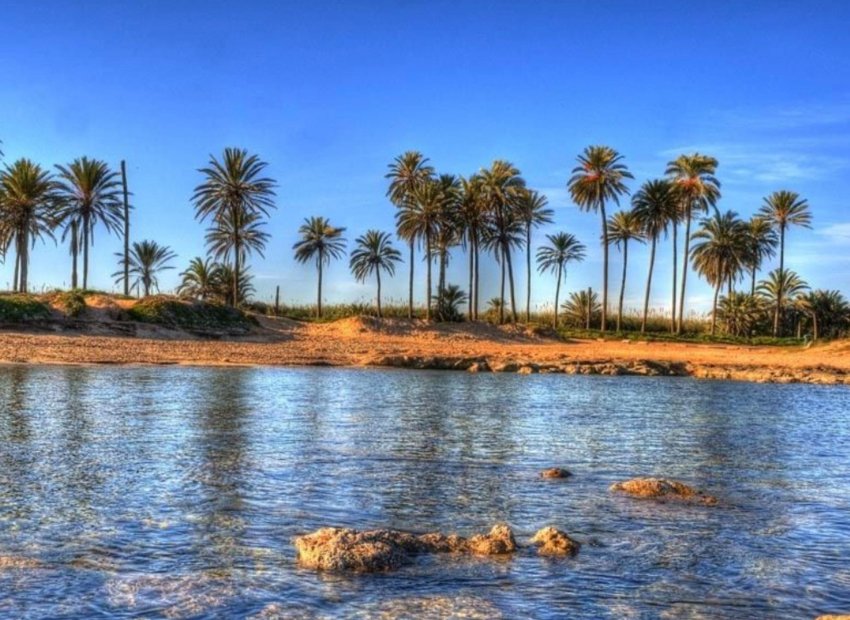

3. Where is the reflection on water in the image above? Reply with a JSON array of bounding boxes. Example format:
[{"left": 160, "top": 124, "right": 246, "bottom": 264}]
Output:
[{"left": 1, "top": 365, "right": 850, "bottom": 618}]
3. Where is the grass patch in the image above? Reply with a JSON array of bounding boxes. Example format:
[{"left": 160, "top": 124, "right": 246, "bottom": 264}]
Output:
[
  {"left": 129, "top": 296, "right": 254, "bottom": 331},
  {"left": 0, "top": 294, "right": 52, "bottom": 322},
  {"left": 557, "top": 327, "right": 800, "bottom": 347}
]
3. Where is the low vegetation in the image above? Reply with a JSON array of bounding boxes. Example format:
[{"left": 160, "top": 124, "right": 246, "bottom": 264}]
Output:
[
  {"left": 0, "top": 294, "right": 51, "bottom": 322},
  {"left": 127, "top": 295, "right": 253, "bottom": 332}
]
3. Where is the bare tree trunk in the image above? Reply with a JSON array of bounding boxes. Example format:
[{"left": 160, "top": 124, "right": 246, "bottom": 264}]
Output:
[
  {"left": 275, "top": 285, "right": 280, "bottom": 314},
  {"left": 671, "top": 222, "right": 678, "bottom": 333},
  {"left": 642, "top": 236, "right": 657, "bottom": 333},
  {"left": 600, "top": 202, "right": 608, "bottom": 332},
  {"left": 677, "top": 206, "right": 693, "bottom": 334},
  {"left": 617, "top": 240, "right": 628, "bottom": 332},
  {"left": 121, "top": 160, "right": 130, "bottom": 297},
  {"left": 408, "top": 240, "right": 414, "bottom": 319}
]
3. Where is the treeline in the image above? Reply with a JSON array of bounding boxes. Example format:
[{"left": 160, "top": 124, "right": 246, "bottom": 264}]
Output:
[{"left": 1, "top": 140, "right": 847, "bottom": 340}]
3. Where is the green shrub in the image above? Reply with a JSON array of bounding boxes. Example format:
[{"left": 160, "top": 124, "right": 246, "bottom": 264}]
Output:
[
  {"left": 57, "top": 291, "right": 87, "bottom": 318},
  {"left": 128, "top": 296, "right": 253, "bottom": 331},
  {"left": 0, "top": 294, "right": 52, "bottom": 322}
]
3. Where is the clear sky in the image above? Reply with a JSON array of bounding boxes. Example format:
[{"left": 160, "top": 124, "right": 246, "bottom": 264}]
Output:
[{"left": 1, "top": 1, "right": 848, "bottom": 315}]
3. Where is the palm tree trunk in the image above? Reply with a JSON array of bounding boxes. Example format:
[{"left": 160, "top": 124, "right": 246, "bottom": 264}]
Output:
[
  {"left": 812, "top": 311, "right": 818, "bottom": 341},
  {"left": 504, "top": 242, "right": 518, "bottom": 324},
  {"left": 473, "top": 236, "right": 480, "bottom": 320},
  {"left": 499, "top": 250, "right": 505, "bottom": 324},
  {"left": 600, "top": 202, "right": 608, "bottom": 332},
  {"left": 526, "top": 225, "right": 532, "bottom": 323},
  {"left": 554, "top": 262, "right": 562, "bottom": 328},
  {"left": 408, "top": 239, "right": 414, "bottom": 319},
  {"left": 425, "top": 232, "right": 432, "bottom": 321},
  {"left": 711, "top": 282, "right": 720, "bottom": 335},
  {"left": 232, "top": 210, "right": 241, "bottom": 307},
  {"left": 13, "top": 238, "right": 20, "bottom": 293},
  {"left": 751, "top": 264, "right": 757, "bottom": 297},
  {"left": 468, "top": 235, "right": 474, "bottom": 318},
  {"left": 376, "top": 269, "right": 382, "bottom": 318},
  {"left": 617, "top": 240, "right": 628, "bottom": 332},
  {"left": 677, "top": 206, "right": 692, "bottom": 334},
  {"left": 20, "top": 231, "right": 29, "bottom": 293},
  {"left": 71, "top": 220, "right": 79, "bottom": 289},
  {"left": 774, "top": 225, "right": 786, "bottom": 337},
  {"left": 642, "top": 236, "right": 657, "bottom": 333},
  {"left": 317, "top": 258, "right": 323, "bottom": 319},
  {"left": 82, "top": 215, "right": 90, "bottom": 290},
  {"left": 670, "top": 222, "right": 678, "bottom": 333}
]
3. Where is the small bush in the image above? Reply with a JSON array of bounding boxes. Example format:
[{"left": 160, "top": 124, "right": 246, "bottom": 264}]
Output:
[
  {"left": 57, "top": 291, "right": 87, "bottom": 318},
  {"left": 0, "top": 294, "right": 52, "bottom": 322},
  {"left": 128, "top": 296, "right": 253, "bottom": 331}
]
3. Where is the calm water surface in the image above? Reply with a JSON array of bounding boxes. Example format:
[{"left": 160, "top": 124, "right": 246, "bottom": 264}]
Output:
[{"left": 1, "top": 365, "right": 849, "bottom": 619}]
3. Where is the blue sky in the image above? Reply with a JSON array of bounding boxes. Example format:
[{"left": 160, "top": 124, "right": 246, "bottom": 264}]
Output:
[{"left": 1, "top": 1, "right": 848, "bottom": 314}]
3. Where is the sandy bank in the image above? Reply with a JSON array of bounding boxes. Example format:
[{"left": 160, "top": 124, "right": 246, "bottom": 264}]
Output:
[{"left": 1, "top": 315, "right": 848, "bottom": 385}]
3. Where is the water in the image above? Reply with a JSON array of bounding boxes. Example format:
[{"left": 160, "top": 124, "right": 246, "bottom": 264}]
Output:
[{"left": 1, "top": 365, "right": 849, "bottom": 619}]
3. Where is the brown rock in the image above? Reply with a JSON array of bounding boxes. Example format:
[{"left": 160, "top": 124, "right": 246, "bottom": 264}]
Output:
[
  {"left": 416, "top": 532, "right": 469, "bottom": 553},
  {"left": 467, "top": 361, "right": 491, "bottom": 373},
  {"left": 517, "top": 364, "right": 539, "bottom": 375},
  {"left": 0, "top": 555, "right": 42, "bottom": 569},
  {"left": 293, "top": 528, "right": 408, "bottom": 572},
  {"left": 609, "top": 477, "right": 718, "bottom": 505},
  {"left": 467, "top": 524, "right": 517, "bottom": 555},
  {"left": 531, "top": 527, "right": 581, "bottom": 556},
  {"left": 540, "top": 467, "right": 571, "bottom": 479}
]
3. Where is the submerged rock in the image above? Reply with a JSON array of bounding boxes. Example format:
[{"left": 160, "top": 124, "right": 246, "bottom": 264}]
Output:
[
  {"left": 531, "top": 527, "right": 581, "bottom": 556},
  {"left": 0, "top": 555, "right": 42, "bottom": 570},
  {"left": 540, "top": 467, "right": 571, "bottom": 479},
  {"left": 293, "top": 523, "right": 517, "bottom": 572},
  {"left": 609, "top": 477, "right": 718, "bottom": 505}
]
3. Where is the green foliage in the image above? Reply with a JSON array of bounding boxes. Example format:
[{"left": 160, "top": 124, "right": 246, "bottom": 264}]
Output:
[
  {"left": 128, "top": 296, "right": 253, "bottom": 331},
  {"left": 54, "top": 290, "right": 87, "bottom": 318},
  {"left": 0, "top": 294, "right": 51, "bottom": 322}
]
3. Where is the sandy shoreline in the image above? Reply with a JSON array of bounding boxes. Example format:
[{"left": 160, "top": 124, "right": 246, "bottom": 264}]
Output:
[{"left": 1, "top": 315, "right": 848, "bottom": 385}]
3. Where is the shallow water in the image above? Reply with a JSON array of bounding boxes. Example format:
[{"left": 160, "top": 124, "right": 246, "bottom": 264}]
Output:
[{"left": 1, "top": 365, "right": 849, "bottom": 619}]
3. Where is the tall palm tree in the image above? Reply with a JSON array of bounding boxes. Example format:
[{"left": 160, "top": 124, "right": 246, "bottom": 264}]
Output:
[
  {"left": 386, "top": 151, "right": 434, "bottom": 319},
  {"left": 458, "top": 174, "right": 488, "bottom": 319},
  {"left": 632, "top": 179, "right": 677, "bottom": 332},
  {"left": 55, "top": 157, "right": 123, "bottom": 290},
  {"left": 666, "top": 153, "right": 721, "bottom": 334},
  {"left": 480, "top": 160, "right": 527, "bottom": 323},
  {"left": 567, "top": 145, "right": 633, "bottom": 332},
  {"left": 293, "top": 216, "right": 346, "bottom": 319},
  {"left": 536, "top": 232, "right": 586, "bottom": 327},
  {"left": 0, "top": 159, "right": 59, "bottom": 292},
  {"left": 758, "top": 190, "right": 812, "bottom": 335},
  {"left": 433, "top": 173, "right": 461, "bottom": 298},
  {"left": 349, "top": 230, "right": 402, "bottom": 318},
  {"left": 481, "top": 205, "right": 524, "bottom": 324},
  {"left": 396, "top": 179, "right": 446, "bottom": 320},
  {"left": 114, "top": 240, "right": 176, "bottom": 297},
  {"left": 758, "top": 268, "right": 809, "bottom": 336},
  {"left": 744, "top": 216, "right": 779, "bottom": 295},
  {"left": 192, "top": 148, "right": 277, "bottom": 306},
  {"left": 690, "top": 210, "right": 749, "bottom": 334},
  {"left": 517, "top": 189, "right": 554, "bottom": 322},
  {"left": 606, "top": 210, "right": 645, "bottom": 332},
  {"left": 177, "top": 257, "right": 220, "bottom": 300}
]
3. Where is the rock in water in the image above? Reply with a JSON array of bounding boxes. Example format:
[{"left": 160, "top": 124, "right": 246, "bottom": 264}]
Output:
[
  {"left": 531, "top": 527, "right": 581, "bottom": 556},
  {"left": 540, "top": 467, "right": 571, "bottom": 479},
  {"left": 467, "top": 524, "right": 517, "bottom": 555},
  {"left": 609, "top": 477, "right": 718, "bottom": 505}
]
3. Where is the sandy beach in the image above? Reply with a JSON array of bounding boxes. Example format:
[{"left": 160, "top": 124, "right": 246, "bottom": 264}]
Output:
[{"left": 1, "top": 315, "right": 847, "bottom": 385}]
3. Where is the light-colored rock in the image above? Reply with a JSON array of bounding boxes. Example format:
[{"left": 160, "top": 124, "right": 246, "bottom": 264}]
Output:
[
  {"left": 540, "top": 467, "right": 571, "bottom": 479},
  {"left": 0, "top": 555, "right": 42, "bottom": 569},
  {"left": 467, "top": 524, "right": 517, "bottom": 555},
  {"left": 609, "top": 477, "right": 718, "bottom": 505},
  {"left": 517, "top": 364, "right": 539, "bottom": 375},
  {"left": 531, "top": 527, "right": 581, "bottom": 556},
  {"left": 467, "top": 361, "right": 491, "bottom": 373}
]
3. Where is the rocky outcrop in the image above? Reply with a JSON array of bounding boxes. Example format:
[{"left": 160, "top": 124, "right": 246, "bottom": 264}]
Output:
[
  {"left": 609, "top": 478, "right": 718, "bottom": 505},
  {"left": 293, "top": 523, "right": 518, "bottom": 572},
  {"left": 531, "top": 527, "right": 581, "bottom": 556},
  {"left": 540, "top": 467, "right": 571, "bottom": 479}
]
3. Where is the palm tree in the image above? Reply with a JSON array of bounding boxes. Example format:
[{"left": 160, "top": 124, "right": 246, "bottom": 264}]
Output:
[
  {"left": 758, "top": 190, "right": 812, "bottom": 335},
  {"left": 433, "top": 284, "right": 468, "bottom": 322},
  {"left": 349, "top": 230, "right": 402, "bottom": 318},
  {"left": 293, "top": 216, "right": 346, "bottom": 318},
  {"left": 562, "top": 289, "right": 601, "bottom": 328},
  {"left": 192, "top": 148, "right": 277, "bottom": 306},
  {"left": 0, "top": 159, "right": 59, "bottom": 292},
  {"left": 631, "top": 179, "right": 677, "bottom": 332},
  {"left": 744, "top": 216, "right": 779, "bottom": 295},
  {"left": 606, "top": 210, "right": 645, "bottom": 332},
  {"left": 567, "top": 145, "right": 633, "bottom": 332},
  {"left": 517, "top": 189, "right": 554, "bottom": 322},
  {"left": 396, "top": 179, "right": 446, "bottom": 320},
  {"left": 55, "top": 157, "right": 123, "bottom": 290},
  {"left": 717, "top": 292, "right": 768, "bottom": 338},
  {"left": 481, "top": 205, "right": 524, "bottom": 324},
  {"left": 114, "top": 240, "right": 176, "bottom": 297},
  {"left": 386, "top": 151, "right": 434, "bottom": 319},
  {"left": 433, "top": 174, "right": 461, "bottom": 298},
  {"left": 690, "top": 210, "right": 749, "bottom": 334},
  {"left": 214, "top": 263, "right": 255, "bottom": 306},
  {"left": 458, "top": 174, "right": 487, "bottom": 319},
  {"left": 757, "top": 268, "right": 809, "bottom": 336},
  {"left": 536, "top": 232, "right": 586, "bottom": 328},
  {"left": 666, "top": 153, "right": 721, "bottom": 334},
  {"left": 204, "top": 210, "right": 270, "bottom": 295},
  {"left": 796, "top": 290, "right": 850, "bottom": 341},
  {"left": 177, "top": 257, "right": 220, "bottom": 300},
  {"left": 480, "top": 160, "right": 527, "bottom": 323}
]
